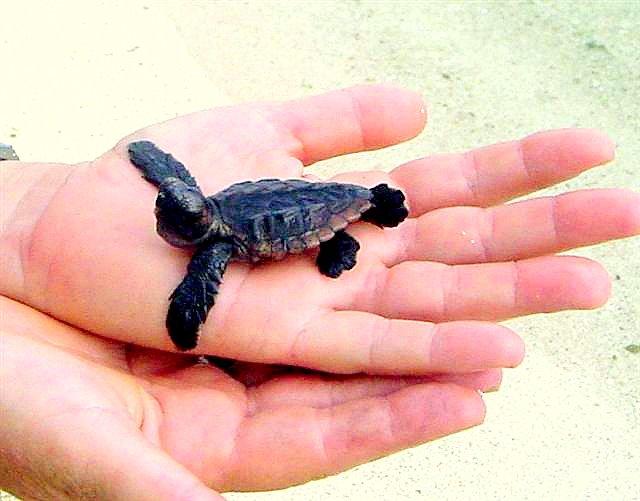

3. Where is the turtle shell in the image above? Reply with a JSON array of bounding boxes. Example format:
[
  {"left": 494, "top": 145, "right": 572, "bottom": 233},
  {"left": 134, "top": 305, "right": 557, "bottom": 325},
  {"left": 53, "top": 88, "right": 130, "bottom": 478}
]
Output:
[{"left": 211, "top": 179, "right": 372, "bottom": 261}]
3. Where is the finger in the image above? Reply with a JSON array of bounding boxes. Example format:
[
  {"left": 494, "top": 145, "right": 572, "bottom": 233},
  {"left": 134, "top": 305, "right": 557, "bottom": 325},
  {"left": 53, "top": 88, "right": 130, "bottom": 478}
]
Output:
[
  {"left": 225, "top": 383, "right": 484, "bottom": 491},
  {"left": 288, "top": 311, "right": 524, "bottom": 374},
  {"left": 249, "top": 369, "right": 502, "bottom": 412},
  {"left": 383, "top": 189, "right": 640, "bottom": 265},
  {"left": 225, "top": 361, "right": 502, "bottom": 393},
  {"left": 271, "top": 84, "right": 427, "bottom": 165},
  {"left": 362, "top": 256, "right": 610, "bottom": 323},
  {"left": 391, "top": 128, "right": 615, "bottom": 216}
]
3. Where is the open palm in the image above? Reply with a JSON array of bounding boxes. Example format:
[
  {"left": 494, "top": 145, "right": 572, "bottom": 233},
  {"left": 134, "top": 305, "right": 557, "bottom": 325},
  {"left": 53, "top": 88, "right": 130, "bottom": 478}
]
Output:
[
  {"left": 1, "top": 85, "right": 638, "bottom": 498},
  {"left": 3, "top": 85, "right": 636, "bottom": 373}
]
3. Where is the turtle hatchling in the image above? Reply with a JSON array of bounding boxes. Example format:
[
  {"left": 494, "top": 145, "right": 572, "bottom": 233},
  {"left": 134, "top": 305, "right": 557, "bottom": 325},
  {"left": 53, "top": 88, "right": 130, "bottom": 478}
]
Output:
[{"left": 128, "top": 141, "right": 409, "bottom": 351}]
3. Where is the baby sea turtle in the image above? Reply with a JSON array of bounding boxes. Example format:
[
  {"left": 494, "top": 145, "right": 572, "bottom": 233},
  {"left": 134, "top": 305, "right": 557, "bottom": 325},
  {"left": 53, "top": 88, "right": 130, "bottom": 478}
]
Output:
[{"left": 128, "top": 141, "right": 409, "bottom": 351}]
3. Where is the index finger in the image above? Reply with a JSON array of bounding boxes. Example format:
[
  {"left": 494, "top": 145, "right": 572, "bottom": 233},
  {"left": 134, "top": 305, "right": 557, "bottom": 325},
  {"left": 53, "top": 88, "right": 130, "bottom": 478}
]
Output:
[{"left": 270, "top": 84, "right": 427, "bottom": 165}]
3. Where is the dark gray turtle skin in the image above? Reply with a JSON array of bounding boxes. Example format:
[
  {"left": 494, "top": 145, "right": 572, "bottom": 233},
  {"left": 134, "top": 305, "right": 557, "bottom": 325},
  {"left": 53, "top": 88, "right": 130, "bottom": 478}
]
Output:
[{"left": 128, "top": 140, "right": 408, "bottom": 351}]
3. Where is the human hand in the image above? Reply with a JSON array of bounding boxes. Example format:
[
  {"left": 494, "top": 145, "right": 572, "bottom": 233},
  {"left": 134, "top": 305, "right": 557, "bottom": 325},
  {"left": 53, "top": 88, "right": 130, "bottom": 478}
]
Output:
[
  {"left": 3, "top": 85, "right": 637, "bottom": 375},
  {"left": 1, "top": 295, "right": 499, "bottom": 498},
  {"left": 2, "top": 85, "right": 639, "bottom": 498}
]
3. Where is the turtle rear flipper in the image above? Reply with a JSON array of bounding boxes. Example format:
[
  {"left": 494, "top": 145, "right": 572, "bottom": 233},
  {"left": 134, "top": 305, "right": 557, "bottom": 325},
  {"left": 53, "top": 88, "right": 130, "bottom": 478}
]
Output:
[
  {"left": 361, "top": 183, "right": 408, "bottom": 228},
  {"left": 316, "top": 230, "right": 360, "bottom": 278},
  {"left": 128, "top": 141, "right": 199, "bottom": 189}
]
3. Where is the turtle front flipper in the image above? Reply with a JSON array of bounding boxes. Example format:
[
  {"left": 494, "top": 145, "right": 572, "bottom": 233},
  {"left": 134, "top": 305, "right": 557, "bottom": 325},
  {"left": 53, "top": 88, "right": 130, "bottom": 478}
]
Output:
[
  {"left": 166, "top": 240, "right": 234, "bottom": 351},
  {"left": 128, "top": 140, "right": 199, "bottom": 189},
  {"left": 316, "top": 230, "right": 360, "bottom": 278}
]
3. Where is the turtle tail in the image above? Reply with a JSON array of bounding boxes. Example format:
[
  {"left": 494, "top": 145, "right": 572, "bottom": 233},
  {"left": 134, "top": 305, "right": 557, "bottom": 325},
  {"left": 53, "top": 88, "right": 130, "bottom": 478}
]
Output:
[{"left": 361, "top": 184, "right": 409, "bottom": 228}]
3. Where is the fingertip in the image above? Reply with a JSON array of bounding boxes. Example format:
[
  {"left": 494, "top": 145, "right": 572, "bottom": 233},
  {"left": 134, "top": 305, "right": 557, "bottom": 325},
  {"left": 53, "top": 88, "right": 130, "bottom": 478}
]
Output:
[
  {"left": 484, "top": 368, "right": 503, "bottom": 393},
  {"left": 345, "top": 84, "right": 428, "bottom": 148},
  {"left": 431, "top": 322, "right": 525, "bottom": 372},
  {"left": 546, "top": 256, "right": 612, "bottom": 310},
  {"left": 569, "top": 128, "right": 616, "bottom": 165},
  {"left": 521, "top": 128, "right": 616, "bottom": 179},
  {"left": 501, "top": 327, "right": 526, "bottom": 368},
  {"left": 395, "top": 383, "right": 486, "bottom": 438},
  {"left": 442, "top": 382, "right": 487, "bottom": 428},
  {"left": 594, "top": 128, "right": 616, "bottom": 163},
  {"left": 517, "top": 256, "right": 613, "bottom": 312},
  {"left": 575, "top": 258, "right": 612, "bottom": 309},
  {"left": 277, "top": 84, "right": 428, "bottom": 164},
  {"left": 480, "top": 325, "right": 525, "bottom": 369},
  {"left": 451, "top": 384, "right": 487, "bottom": 428},
  {"left": 617, "top": 190, "right": 640, "bottom": 236},
  {"left": 397, "top": 85, "right": 429, "bottom": 135}
]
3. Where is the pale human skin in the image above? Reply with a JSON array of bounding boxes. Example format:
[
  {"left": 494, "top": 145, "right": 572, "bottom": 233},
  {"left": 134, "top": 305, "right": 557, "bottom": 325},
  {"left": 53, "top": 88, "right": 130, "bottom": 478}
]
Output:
[{"left": 1, "top": 85, "right": 639, "bottom": 499}]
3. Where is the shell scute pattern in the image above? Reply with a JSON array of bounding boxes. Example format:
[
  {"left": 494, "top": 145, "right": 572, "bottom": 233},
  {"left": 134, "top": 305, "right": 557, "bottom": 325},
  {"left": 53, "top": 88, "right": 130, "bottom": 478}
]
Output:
[{"left": 213, "top": 179, "right": 372, "bottom": 261}]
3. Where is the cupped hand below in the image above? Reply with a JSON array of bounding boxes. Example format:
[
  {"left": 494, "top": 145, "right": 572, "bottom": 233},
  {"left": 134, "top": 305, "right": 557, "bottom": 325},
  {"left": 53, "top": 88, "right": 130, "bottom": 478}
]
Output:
[{"left": 1, "top": 296, "right": 495, "bottom": 497}]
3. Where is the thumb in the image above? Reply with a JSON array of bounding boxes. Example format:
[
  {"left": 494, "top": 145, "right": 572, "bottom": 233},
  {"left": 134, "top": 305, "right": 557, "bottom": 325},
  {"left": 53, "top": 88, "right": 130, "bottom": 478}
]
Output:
[
  {"left": 0, "top": 307, "right": 223, "bottom": 500},
  {"left": 88, "top": 415, "right": 225, "bottom": 501},
  {"left": 4, "top": 406, "right": 224, "bottom": 501}
]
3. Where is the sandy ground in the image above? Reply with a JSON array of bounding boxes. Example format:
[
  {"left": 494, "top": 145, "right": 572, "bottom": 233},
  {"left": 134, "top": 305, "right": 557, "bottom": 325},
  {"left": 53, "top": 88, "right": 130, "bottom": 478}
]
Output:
[{"left": 1, "top": 1, "right": 638, "bottom": 499}]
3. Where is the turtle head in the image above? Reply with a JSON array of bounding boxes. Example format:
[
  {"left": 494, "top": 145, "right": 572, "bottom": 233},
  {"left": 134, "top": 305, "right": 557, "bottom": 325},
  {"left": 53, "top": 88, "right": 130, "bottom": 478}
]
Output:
[{"left": 154, "top": 178, "right": 222, "bottom": 247}]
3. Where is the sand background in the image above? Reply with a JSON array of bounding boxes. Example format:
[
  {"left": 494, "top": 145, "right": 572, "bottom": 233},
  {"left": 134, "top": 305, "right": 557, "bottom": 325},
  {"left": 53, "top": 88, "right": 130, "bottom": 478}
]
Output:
[{"left": 1, "top": 1, "right": 638, "bottom": 499}]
